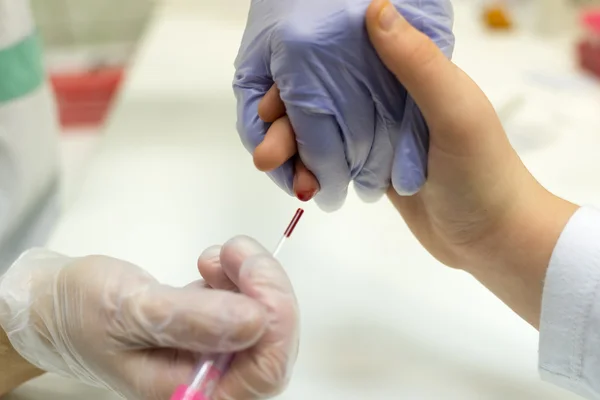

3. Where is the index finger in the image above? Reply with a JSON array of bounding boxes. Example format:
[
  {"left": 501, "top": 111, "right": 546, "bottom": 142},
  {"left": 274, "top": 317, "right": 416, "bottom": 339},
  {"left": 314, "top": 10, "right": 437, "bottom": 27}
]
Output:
[
  {"left": 253, "top": 116, "right": 297, "bottom": 172},
  {"left": 214, "top": 236, "right": 299, "bottom": 400},
  {"left": 258, "top": 84, "right": 286, "bottom": 122}
]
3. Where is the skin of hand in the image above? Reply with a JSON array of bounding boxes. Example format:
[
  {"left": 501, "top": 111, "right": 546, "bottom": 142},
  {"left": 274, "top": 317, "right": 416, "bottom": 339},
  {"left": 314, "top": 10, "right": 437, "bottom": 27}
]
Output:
[
  {"left": 254, "top": 88, "right": 321, "bottom": 202},
  {"left": 253, "top": 0, "right": 579, "bottom": 328},
  {"left": 0, "top": 238, "right": 298, "bottom": 400}
]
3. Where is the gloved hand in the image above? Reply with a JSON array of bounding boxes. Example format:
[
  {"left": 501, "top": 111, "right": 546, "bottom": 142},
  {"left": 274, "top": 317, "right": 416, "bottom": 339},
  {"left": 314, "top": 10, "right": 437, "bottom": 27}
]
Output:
[
  {"left": 0, "top": 236, "right": 298, "bottom": 400},
  {"left": 197, "top": 237, "right": 299, "bottom": 399},
  {"left": 234, "top": 0, "right": 454, "bottom": 211}
]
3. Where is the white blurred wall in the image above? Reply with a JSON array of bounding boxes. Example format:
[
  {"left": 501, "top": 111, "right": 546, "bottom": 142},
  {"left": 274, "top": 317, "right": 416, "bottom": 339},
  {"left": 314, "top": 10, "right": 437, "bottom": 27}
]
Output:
[{"left": 30, "top": 0, "right": 156, "bottom": 71}]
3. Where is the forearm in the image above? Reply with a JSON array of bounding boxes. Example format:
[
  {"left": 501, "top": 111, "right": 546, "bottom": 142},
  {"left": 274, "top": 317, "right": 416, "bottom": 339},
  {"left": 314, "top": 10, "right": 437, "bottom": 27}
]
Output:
[{"left": 0, "top": 326, "right": 43, "bottom": 395}]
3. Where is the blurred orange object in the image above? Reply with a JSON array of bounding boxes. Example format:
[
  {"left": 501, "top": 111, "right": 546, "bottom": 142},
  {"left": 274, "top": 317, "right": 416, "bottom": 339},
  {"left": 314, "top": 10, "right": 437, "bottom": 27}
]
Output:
[
  {"left": 49, "top": 67, "right": 125, "bottom": 129},
  {"left": 483, "top": 3, "right": 513, "bottom": 30}
]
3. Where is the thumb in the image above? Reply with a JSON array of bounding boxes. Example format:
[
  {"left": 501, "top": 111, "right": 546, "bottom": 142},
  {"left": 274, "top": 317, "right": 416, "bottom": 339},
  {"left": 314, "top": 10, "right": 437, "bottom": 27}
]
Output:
[
  {"left": 366, "top": 0, "right": 458, "bottom": 121},
  {"left": 366, "top": 0, "right": 502, "bottom": 153},
  {"left": 119, "top": 283, "right": 268, "bottom": 353}
]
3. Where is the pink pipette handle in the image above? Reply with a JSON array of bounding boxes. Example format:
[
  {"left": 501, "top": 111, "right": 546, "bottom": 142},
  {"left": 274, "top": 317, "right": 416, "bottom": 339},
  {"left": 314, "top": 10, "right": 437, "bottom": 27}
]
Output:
[
  {"left": 170, "top": 385, "right": 207, "bottom": 400},
  {"left": 170, "top": 353, "right": 232, "bottom": 400}
]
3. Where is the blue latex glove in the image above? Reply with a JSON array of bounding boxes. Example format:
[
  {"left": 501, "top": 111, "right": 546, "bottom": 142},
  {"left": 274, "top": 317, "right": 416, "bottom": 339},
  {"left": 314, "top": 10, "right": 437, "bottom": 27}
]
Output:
[{"left": 234, "top": 0, "right": 454, "bottom": 211}]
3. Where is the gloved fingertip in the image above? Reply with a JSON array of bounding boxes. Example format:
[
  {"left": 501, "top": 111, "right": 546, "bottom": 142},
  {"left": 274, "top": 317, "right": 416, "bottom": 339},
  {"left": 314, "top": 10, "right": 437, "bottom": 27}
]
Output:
[
  {"left": 394, "top": 186, "right": 421, "bottom": 196},
  {"left": 220, "top": 236, "right": 271, "bottom": 278},
  {"left": 391, "top": 173, "right": 425, "bottom": 196},
  {"left": 199, "top": 245, "right": 222, "bottom": 261},
  {"left": 391, "top": 105, "right": 428, "bottom": 196},
  {"left": 198, "top": 246, "right": 227, "bottom": 286},
  {"left": 353, "top": 183, "right": 387, "bottom": 203},
  {"left": 198, "top": 245, "right": 222, "bottom": 275},
  {"left": 223, "top": 235, "right": 269, "bottom": 255},
  {"left": 313, "top": 195, "right": 345, "bottom": 213}
]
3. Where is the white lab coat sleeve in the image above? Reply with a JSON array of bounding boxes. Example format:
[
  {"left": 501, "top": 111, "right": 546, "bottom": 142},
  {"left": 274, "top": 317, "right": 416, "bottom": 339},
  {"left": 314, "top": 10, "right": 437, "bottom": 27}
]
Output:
[{"left": 539, "top": 206, "right": 600, "bottom": 399}]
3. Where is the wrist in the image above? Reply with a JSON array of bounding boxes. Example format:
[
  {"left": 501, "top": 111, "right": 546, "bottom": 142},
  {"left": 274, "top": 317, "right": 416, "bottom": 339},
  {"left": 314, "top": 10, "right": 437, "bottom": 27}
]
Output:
[
  {"left": 0, "top": 326, "right": 44, "bottom": 395},
  {"left": 468, "top": 187, "right": 578, "bottom": 327},
  {"left": 482, "top": 187, "right": 577, "bottom": 275},
  {"left": 0, "top": 249, "right": 72, "bottom": 394}
]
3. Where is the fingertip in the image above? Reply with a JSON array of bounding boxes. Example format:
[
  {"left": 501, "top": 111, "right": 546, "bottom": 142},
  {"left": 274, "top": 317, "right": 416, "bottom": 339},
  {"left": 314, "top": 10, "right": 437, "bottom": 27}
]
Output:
[
  {"left": 258, "top": 102, "right": 285, "bottom": 123},
  {"left": 198, "top": 245, "right": 238, "bottom": 290},
  {"left": 313, "top": 191, "right": 347, "bottom": 213},
  {"left": 293, "top": 158, "right": 320, "bottom": 202},
  {"left": 366, "top": 0, "right": 387, "bottom": 26},
  {"left": 257, "top": 100, "right": 268, "bottom": 121},
  {"left": 222, "top": 235, "right": 269, "bottom": 256},
  {"left": 197, "top": 245, "right": 221, "bottom": 272},
  {"left": 353, "top": 182, "right": 387, "bottom": 203},
  {"left": 253, "top": 143, "right": 273, "bottom": 172},
  {"left": 391, "top": 179, "right": 423, "bottom": 196},
  {"left": 198, "top": 245, "right": 221, "bottom": 262},
  {"left": 366, "top": 0, "right": 403, "bottom": 38},
  {"left": 391, "top": 99, "right": 428, "bottom": 196},
  {"left": 220, "top": 236, "right": 270, "bottom": 280},
  {"left": 257, "top": 102, "right": 273, "bottom": 123},
  {"left": 391, "top": 164, "right": 425, "bottom": 196}
]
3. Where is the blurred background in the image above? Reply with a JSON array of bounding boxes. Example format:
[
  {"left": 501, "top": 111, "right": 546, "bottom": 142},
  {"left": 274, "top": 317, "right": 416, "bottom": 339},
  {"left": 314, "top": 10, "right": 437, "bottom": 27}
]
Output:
[
  {"left": 34, "top": 0, "right": 600, "bottom": 154},
  {"left": 32, "top": 0, "right": 153, "bottom": 127}
]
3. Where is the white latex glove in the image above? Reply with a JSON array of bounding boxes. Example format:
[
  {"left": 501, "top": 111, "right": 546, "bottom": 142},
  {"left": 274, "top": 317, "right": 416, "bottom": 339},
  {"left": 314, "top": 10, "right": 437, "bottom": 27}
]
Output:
[
  {"left": 0, "top": 236, "right": 299, "bottom": 400},
  {"left": 197, "top": 236, "right": 299, "bottom": 399}
]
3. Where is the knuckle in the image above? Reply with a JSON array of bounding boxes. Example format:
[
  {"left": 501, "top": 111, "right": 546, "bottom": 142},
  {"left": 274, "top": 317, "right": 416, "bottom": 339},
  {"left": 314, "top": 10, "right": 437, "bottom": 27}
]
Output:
[
  {"left": 226, "top": 303, "right": 266, "bottom": 347},
  {"left": 273, "top": 5, "right": 365, "bottom": 53},
  {"left": 110, "top": 285, "right": 167, "bottom": 345},
  {"left": 241, "top": 255, "right": 291, "bottom": 293},
  {"left": 274, "top": 20, "right": 323, "bottom": 55}
]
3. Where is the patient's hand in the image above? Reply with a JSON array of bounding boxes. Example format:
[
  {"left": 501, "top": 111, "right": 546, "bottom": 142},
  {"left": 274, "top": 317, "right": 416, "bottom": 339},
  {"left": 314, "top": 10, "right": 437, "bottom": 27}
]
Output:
[{"left": 254, "top": 84, "right": 320, "bottom": 202}]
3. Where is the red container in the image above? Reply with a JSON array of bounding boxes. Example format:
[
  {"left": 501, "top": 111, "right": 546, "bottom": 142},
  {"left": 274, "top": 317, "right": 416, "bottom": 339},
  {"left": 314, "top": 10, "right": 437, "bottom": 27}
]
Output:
[
  {"left": 49, "top": 67, "right": 125, "bottom": 129},
  {"left": 578, "top": 9, "right": 600, "bottom": 78}
]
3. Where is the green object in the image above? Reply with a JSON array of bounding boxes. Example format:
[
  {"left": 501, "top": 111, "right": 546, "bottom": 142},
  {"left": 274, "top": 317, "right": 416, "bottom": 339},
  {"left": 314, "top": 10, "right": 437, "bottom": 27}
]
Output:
[{"left": 0, "top": 33, "right": 45, "bottom": 104}]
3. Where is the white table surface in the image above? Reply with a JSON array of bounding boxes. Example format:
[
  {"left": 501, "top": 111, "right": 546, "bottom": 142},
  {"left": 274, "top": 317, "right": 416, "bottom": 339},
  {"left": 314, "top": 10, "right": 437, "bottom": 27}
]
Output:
[{"left": 7, "top": 1, "right": 600, "bottom": 399}]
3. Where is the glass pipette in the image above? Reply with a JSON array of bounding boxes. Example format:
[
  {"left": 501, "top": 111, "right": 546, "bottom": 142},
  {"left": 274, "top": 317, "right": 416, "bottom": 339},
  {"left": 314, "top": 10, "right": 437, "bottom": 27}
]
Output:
[{"left": 170, "top": 208, "right": 305, "bottom": 400}]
